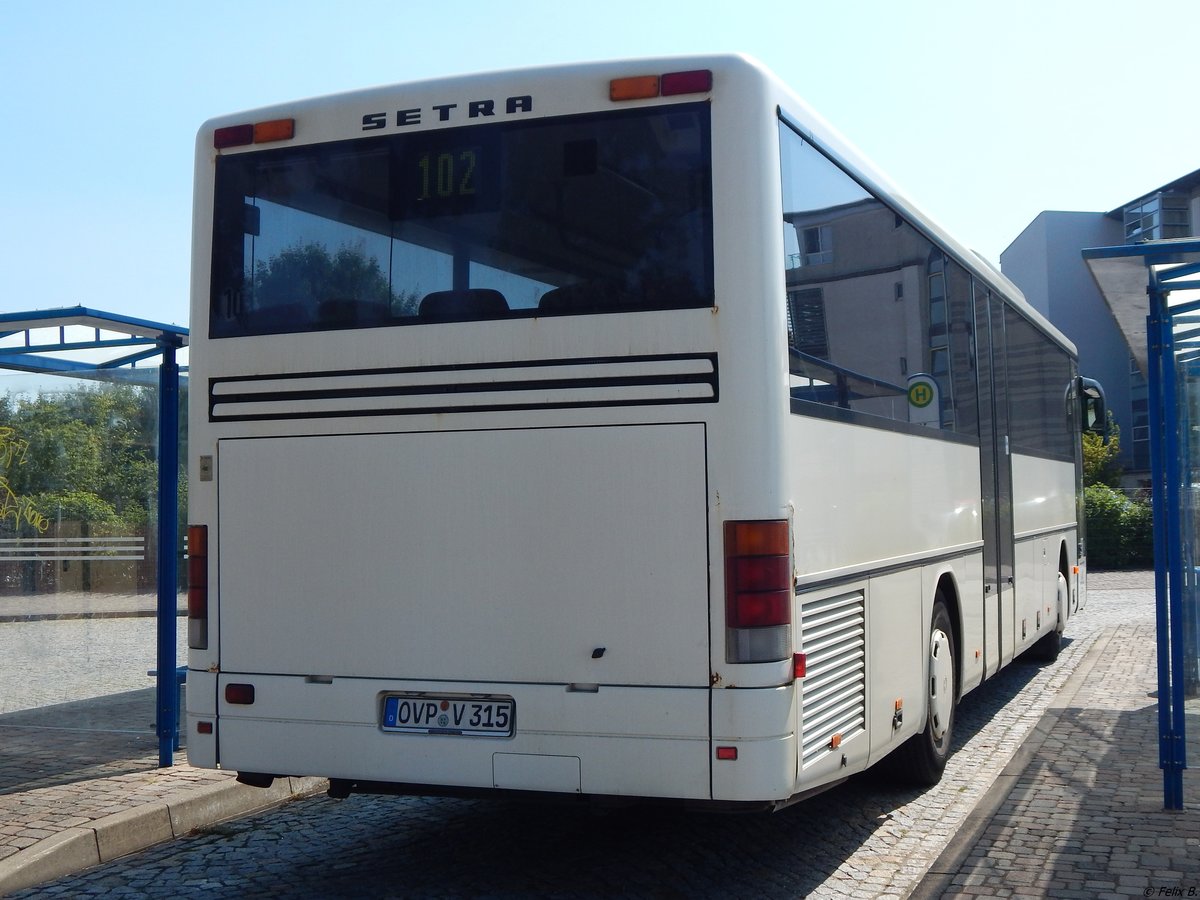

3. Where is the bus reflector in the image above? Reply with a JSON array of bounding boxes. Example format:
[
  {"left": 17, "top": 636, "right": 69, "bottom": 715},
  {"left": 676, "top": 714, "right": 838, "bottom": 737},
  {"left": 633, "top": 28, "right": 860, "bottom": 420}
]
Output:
[
  {"left": 661, "top": 69, "right": 713, "bottom": 96},
  {"left": 794, "top": 653, "right": 806, "bottom": 679},
  {"left": 187, "top": 524, "right": 209, "bottom": 650},
  {"left": 716, "top": 746, "right": 738, "bottom": 761},
  {"left": 225, "top": 684, "right": 255, "bottom": 705},
  {"left": 609, "top": 75, "right": 659, "bottom": 101},
  {"left": 197, "top": 721, "right": 214, "bottom": 735},
  {"left": 724, "top": 520, "right": 792, "bottom": 664}
]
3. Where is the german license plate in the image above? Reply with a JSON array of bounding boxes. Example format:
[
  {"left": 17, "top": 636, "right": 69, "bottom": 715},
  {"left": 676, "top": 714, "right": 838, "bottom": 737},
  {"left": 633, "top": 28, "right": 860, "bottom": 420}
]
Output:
[{"left": 381, "top": 694, "right": 514, "bottom": 737}]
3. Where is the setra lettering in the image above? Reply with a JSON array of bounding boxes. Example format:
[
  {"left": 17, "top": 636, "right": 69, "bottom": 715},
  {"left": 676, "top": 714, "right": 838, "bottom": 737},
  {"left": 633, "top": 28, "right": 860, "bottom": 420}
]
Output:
[{"left": 362, "top": 95, "right": 533, "bottom": 131}]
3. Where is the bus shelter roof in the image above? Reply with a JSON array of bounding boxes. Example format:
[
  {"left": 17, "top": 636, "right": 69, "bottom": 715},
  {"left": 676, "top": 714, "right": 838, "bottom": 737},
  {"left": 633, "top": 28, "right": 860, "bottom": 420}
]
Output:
[
  {"left": 0, "top": 305, "right": 187, "bottom": 381},
  {"left": 1083, "top": 239, "right": 1200, "bottom": 378}
]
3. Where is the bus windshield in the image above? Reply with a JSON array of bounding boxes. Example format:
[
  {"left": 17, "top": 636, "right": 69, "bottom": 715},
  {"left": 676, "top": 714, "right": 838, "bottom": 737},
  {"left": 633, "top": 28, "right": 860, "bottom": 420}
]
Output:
[{"left": 210, "top": 103, "right": 713, "bottom": 338}]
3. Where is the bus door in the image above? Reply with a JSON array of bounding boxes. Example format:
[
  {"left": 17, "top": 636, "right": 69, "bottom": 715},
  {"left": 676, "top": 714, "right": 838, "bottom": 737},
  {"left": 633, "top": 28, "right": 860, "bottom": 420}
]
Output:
[{"left": 974, "top": 283, "right": 1016, "bottom": 677}]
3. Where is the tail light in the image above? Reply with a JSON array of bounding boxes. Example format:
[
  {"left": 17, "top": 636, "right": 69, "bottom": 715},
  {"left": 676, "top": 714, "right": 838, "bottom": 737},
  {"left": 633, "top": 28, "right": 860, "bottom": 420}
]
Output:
[
  {"left": 213, "top": 118, "right": 295, "bottom": 149},
  {"left": 724, "top": 520, "right": 792, "bottom": 663},
  {"left": 609, "top": 69, "right": 713, "bottom": 102},
  {"left": 187, "top": 524, "right": 209, "bottom": 650}
]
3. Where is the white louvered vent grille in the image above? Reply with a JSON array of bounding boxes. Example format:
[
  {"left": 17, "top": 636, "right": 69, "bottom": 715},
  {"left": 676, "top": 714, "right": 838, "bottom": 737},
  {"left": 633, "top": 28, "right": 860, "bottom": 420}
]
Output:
[{"left": 800, "top": 590, "right": 866, "bottom": 769}]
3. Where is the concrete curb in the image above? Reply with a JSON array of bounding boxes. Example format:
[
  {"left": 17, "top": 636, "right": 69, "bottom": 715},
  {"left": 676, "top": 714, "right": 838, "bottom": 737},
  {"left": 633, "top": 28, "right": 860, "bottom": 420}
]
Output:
[
  {"left": 907, "top": 627, "right": 1116, "bottom": 899},
  {"left": 0, "top": 776, "right": 327, "bottom": 896}
]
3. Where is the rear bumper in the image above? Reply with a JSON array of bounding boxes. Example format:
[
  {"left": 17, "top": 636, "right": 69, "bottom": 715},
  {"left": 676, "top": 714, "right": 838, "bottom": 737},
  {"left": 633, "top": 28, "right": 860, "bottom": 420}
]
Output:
[
  {"left": 189, "top": 672, "right": 714, "bottom": 800},
  {"left": 188, "top": 672, "right": 802, "bottom": 803}
]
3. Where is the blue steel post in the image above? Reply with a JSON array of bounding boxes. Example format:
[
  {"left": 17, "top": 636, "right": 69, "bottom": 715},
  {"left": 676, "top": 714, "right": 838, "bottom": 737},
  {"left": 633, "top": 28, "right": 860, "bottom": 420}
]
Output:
[
  {"left": 156, "top": 340, "right": 181, "bottom": 767},
  {"left": 1149, "top": 267, "right": 1185, "bottom": 809},
  {"left": 1163, "top": 285, "right": 1188, "bottom": 809}
]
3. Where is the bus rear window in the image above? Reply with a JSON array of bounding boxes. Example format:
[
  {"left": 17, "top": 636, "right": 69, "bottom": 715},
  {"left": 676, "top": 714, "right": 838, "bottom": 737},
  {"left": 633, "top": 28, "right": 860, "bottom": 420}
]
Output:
[{"left": 209, "top": 104, "right": 713, "bottom": 338}]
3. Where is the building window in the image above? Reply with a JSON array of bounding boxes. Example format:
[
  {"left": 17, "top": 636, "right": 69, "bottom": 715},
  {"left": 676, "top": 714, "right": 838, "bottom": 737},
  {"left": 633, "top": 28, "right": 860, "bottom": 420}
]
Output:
[
  {"left": 801, "top": 225, "right": 833, "bottom": 266},
  {"left": 1125, "top": 192, "right": 1190, "bottom": 243},
  {"left": 1132, "top": 396, "right": 1150, "bottom": 471}
]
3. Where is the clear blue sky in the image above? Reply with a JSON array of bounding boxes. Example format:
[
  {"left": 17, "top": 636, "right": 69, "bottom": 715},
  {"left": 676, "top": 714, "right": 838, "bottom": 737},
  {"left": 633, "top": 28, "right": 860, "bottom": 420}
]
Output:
[{"left": 2, "top": 0, "right": 1196, "bottom": 329}]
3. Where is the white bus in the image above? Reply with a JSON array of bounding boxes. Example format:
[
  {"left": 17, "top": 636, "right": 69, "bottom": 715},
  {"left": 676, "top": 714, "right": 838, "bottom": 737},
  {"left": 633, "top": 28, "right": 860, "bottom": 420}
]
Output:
[{"left": 186, "top": 55, "right": 1101, "bottom": 809}]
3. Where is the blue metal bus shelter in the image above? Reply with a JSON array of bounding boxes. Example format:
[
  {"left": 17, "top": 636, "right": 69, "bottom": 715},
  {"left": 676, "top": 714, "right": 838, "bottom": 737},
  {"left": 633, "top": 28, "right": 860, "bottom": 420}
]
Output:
[
  {"left": 0, "top": 306, "right": 187, "bottom": 767},
  {"left": 1085, "top": 239, "right": 1200, "bottom": 810}
]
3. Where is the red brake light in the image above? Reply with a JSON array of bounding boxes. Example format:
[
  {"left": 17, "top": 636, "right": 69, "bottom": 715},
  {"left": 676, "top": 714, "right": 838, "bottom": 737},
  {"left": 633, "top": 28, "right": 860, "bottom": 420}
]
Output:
[
  {"left": 187, "top": 524, "right": 209, "bottom": 650},
  {"left": 728, "top": 588, "right": 791, "bottom": 628},
  {"left": 729, "top": 556, "right": 791, "bottom": 592},
  {"left": 661, "top": 70, "right": 713, "bottom": 96},
  {"left": 213, "top": 124, "right": 254, "bottom": 149}
]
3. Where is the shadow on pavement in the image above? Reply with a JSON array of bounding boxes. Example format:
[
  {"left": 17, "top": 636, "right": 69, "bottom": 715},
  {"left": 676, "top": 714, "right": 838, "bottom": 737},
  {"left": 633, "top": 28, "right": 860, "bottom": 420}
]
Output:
[
  {"left": 0, "top": 688, "right": 175, "bottom": 795},
  {"left": 943, "top": 701, "right": 1200, "bottom": 892}
]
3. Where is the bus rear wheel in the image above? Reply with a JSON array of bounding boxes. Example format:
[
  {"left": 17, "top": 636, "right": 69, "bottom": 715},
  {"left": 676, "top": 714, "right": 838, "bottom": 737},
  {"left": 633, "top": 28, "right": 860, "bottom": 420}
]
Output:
[
  {"left": 892, "top": 595, "right": 956, "bottom": 786},
  {"left": 1027, "top": 571, "right": 1067, "bottom": 663}
]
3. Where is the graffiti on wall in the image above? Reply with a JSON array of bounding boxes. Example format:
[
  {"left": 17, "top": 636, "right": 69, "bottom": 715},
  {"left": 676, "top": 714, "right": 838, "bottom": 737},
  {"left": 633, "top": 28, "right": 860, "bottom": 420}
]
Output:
[{"left": 0, "top": 427, "right": 48, "bottom": 532}]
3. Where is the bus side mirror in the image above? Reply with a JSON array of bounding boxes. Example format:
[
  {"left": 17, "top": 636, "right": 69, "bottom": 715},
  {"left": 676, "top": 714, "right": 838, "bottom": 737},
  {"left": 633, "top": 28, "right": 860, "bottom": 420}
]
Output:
[{"left": 1078, "top": 376, "right": 1108, "bottom": 442}]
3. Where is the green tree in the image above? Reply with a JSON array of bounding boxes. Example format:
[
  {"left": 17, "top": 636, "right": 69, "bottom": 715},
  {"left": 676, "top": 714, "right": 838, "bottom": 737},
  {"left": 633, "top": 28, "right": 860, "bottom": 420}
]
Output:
[
  {"left": 1082, "top": 414, "right": 1122, "bottom": 487},
  {"left": 253, "top": 241, "right": 420, "bottom": 318},
  {"left": 1080, "top": 415, "right": 1153, "bottom": 568},
  {"left": 0, "top": 383, "right": 158, "bottom": 533}
]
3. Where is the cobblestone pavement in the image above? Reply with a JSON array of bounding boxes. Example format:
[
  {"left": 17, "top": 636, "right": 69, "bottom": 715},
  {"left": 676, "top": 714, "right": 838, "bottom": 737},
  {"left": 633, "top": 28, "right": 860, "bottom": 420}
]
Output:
[
  {"left": 916, "top": 569, "right": 1200, "bottom": 899},
  {"left": 4, "top": 571, "right": 1174, "bottom": 899},
  {"left": 0, "top": 611, "right": 307, "bottom": 894},
  {"left": 1, "top": 613, "right": 190, "bottom": 869}
]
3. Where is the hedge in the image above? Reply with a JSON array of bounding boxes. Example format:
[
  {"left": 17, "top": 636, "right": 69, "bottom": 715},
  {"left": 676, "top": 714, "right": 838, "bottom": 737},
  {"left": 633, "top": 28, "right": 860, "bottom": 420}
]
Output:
[{"left": 1084, "top": 483, "right": 1154, "bottom": 568}]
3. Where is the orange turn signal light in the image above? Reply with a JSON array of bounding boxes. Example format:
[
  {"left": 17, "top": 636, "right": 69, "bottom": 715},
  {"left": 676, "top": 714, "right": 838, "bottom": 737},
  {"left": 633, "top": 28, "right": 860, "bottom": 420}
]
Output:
[
  {"left": 254, "top": 118, "right": 295, "bottom": 144},
  {"left": 725, "top": 520, "right": 789, "bottom": 557},
  {"left": 610, "top": 75, "right": 660, "bottom": 101}
]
